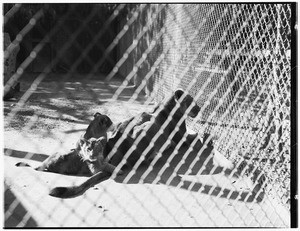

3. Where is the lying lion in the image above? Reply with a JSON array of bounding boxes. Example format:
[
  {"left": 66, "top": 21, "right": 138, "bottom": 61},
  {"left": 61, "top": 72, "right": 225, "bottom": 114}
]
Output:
[
  {"left": 16, "top": 112, "right": 117, "bottom": 176},
  {"left": 49, "top": 89, "right": 216, "bottom": 198}
]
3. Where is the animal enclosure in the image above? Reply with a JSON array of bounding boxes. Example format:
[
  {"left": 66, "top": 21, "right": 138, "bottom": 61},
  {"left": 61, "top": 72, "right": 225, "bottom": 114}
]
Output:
[{"left": 3, "top": 3, "right": 294, "bottom": 227}]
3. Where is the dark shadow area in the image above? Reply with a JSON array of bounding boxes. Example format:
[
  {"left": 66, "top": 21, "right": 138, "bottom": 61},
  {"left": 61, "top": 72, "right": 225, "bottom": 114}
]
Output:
[
  {"left": 112, "top": 143, "right": 265, "bottom": 203},
  {"left": 4, "top": 183, "right": 38, "bottom": 227},
  {"left": 4, "top": 148, "right": 49, "bottom": 162},
  {"left": 4, "top": 74, "right": 148, "bottom": 132},
  {"left": 5, "top": 145, "right": 265, "bottom": 203},
  {"left": 3, "top": 107, "right": 90, "bottom": 126},
  {"left": 115, "top": 164, "right": 264, "bottom": 203},
  {"left": 63, "top": 128, "right": 86, "bottom": 134},
  {"left": 35, "top": 113, "right": 88, "bottom": 125}
]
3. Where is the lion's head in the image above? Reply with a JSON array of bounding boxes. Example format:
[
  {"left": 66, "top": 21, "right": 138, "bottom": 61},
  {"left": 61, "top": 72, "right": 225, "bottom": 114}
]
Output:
[
  {"left": 83, "top": 112, "right": 113, "bottom": 140},
  {"left": 79, "top": 136, "right": 107, "bottom": 163}
]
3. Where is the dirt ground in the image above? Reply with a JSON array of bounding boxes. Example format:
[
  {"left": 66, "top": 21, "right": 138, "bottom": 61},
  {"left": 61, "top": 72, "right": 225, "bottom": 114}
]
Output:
[{"left": 3, "top": 74, "right": 290, "bottom": 227}]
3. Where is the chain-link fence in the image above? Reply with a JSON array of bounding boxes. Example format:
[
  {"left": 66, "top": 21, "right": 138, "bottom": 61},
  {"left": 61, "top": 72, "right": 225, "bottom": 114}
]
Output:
[{"left": 3, "top": 3, "right": 295, "bottom": 227}]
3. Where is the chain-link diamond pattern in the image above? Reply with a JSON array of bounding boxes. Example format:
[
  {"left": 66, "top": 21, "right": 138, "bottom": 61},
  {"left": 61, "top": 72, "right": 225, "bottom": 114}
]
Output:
[{"left": 4, "top": 3, "right": 292, "bottom": 227}]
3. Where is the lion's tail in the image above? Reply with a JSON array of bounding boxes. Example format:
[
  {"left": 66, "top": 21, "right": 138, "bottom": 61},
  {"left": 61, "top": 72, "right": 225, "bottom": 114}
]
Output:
[
  {"left": 49, "top": 162, "right": 122, "bottom": 199},
  {"left": 49, "top": 171, "right": 111, "bottom": 198}
]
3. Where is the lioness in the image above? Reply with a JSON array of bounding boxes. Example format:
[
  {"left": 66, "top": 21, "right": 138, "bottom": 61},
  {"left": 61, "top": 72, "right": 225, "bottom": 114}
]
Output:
[
  {"left": 49, "top": 89, "right": 214, "bottom": 198},
  {"left": 16, "top": 112, "right": 114, "bottom": 176}
]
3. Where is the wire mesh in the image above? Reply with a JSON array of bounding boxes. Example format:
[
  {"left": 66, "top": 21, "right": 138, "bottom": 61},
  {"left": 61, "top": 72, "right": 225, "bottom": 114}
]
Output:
[{"left": 3, "top": 3, "right": 293, "bottom": 227}]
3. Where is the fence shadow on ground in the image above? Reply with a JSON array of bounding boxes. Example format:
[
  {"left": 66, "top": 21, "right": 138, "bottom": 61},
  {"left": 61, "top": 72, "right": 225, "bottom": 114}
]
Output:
[
  {"left": 113, "top": 144, "right": 265, "bottom": 203},
  {"left": 4, "top": 74, "right": 149, "bottom": 135},
  {"left": 4, "top": 183, "right": 38, "bottom": 227},
  {"left": 4, "top": 146, "right": 264, "bottom": 204},
  {"left": 4, "top": 148, "right": 49, "bottom": 162}
]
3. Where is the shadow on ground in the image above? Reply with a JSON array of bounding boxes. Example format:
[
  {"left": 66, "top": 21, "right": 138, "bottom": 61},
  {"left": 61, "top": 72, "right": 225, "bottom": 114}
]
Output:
[
  {"left": 4, "top": 73, "right": 149, "bottom": 133},
  {"left": 4, "top": 182, "right": 38, "bottom": 227},
  {"left": 113, "top": 143, "right": 265, "bottom": 203},
  {"left": 5, "top": 147, "right": 265, "bottom": 204},
  {"left": 4, "top": 148, "right": 49, "bottom": 162}
]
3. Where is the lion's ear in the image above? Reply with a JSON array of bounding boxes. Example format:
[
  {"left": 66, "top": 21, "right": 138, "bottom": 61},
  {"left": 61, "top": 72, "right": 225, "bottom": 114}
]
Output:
[
  {"left": 94, "top": 112, "right": 102, "bottom": 118},
  {"left": 102, "top": 116, "right": 107, "bottom": 124},
  {"left": 174, "top": 89, "right": 184, "bottom": 102},
  {"left": 79, "top": 137, "right": 86, "bottom": 146}
]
